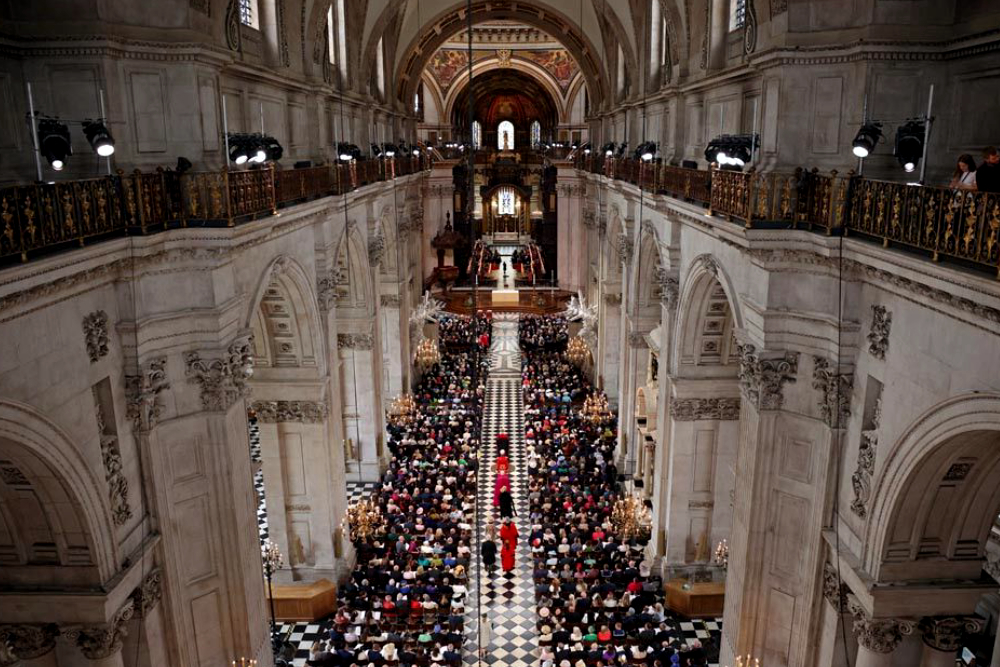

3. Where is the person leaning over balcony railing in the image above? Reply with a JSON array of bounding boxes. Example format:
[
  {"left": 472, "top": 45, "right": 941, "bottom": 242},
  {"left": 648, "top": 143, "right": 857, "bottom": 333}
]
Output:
[
  {"left": 950, "top": 154, "right": 978, "bottom": 190},
  {"left": 976, "top": 146, "right": 1000, "bottom": 193}
]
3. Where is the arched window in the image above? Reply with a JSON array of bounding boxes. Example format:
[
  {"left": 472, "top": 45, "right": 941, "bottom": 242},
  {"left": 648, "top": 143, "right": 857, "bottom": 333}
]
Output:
[
  {"left": 326, "top": 5, "right": 336, "bottom": 65},
  {"left": 472, "top": 121, "right": 481, "bottom": 149},
  {"left": 239, "top": 0, "right": 259, "bottom": 28},
  {"left": 335, "top": 0, "right": 347, "bottom": 80},
  {"left": 375, "top": 37, "right": 386, "bottom": 98},
  {"left": 729, "top": 0, "right": 746, "bottom": 30},
  {"left": 530, "top": 121, "right": 541, "bottom": 147},
  {"left": 497, "top": 120, "right": 515, "bottom": 150}
]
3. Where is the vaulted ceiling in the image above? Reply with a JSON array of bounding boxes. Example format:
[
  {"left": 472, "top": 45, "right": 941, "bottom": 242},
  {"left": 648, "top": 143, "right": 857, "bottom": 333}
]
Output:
[{"left": 450, "top": 69, "right": 560, "bottom": 129}]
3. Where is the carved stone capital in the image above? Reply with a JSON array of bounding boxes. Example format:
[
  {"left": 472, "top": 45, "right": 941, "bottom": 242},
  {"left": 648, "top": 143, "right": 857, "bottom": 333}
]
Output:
[
  {"left": 0, "top": 624, "right": 59, "bottom": 662},
  {"left": 368, "top": 233, "right": 386, "bottom": 265},
  {"left": 737, "top": 343, "right": 799, "bottom": 410},
  {"left": 670, "top": 397, "right": 741, "bottom": 421},
  {"left": 812, "top": 356, "right": 853, "bottom": 428},
  {"left": 821, "top": 562, "right": 848, "bottom": 612},
  {"left": 131, "top": 568, "right": 163, "bottom": 616},
  {"left": 867, "top": 305, "right": 891, "bottom": 360},
  {"left": 125, "top": 357, "right": 170, "bottom": 432},
  {"left": 603, "top": 293, "right": 622, "bottom": 306},
  {"left": 184, "top": 334, "right": 254, "bottom": 412},
  {"left": 250, "top": 400, "right": 329, "bottom": 424},
  {"left": 616, "top": 232, "right": 634, "bottom": 265},
  {"left": 380, "top": 294, "right": 402, "bottom": 308},
  {"left": 918, "top": 616, "right": 983, "bottom": 652},
  {"left": 338, "top": 333, "right": 374, "bottom": 350},
  {"left": 67, "top": 599, "right": 134, "bottom": 660},
  {"left": 83, "top": 310, "right": 110, "bottom": 362},
  {"left": 654, "top": 268, "right": 679, "bottom": 310},
  {"left": 848, "top": 598, "right": 914, "bottom": 654}
]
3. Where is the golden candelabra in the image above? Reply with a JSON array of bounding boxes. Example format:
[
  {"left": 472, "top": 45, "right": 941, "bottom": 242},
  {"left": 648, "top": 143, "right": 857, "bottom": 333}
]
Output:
[
  {"left": 231, "top": 659, "right": 258, "bottom": 667},
  {"left": 610, "top": 494, "right": 650, "bottom": 540},
  {"left": 566, "top": 336, "right": 590, "bottom": 367},
  {"left": 346, "top": 497, "right": 383, "bottom": 542},
  {"left": 734, "top": 656, "right": 761, "bottom": 667},
  {"left": 414, "top": 338, "right": 440, "bottom": 368},
  {"left": 389, "top": 393, "right": 416, "bottom": 417},
  {"left": 714, "top": 539, "right": 729, "bottom": 570},
  {"left": 582, "top": 392, "right": 612, "bottom": 424}
]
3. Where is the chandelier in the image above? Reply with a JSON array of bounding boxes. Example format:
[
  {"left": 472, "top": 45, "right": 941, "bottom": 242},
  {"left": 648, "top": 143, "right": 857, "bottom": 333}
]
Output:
[
  {"left": 610, "top": 494, "right": 650, "bottom": 540},
  {"left": 566, "top": 336, "right": 590, "bottom": 366},
  {"left": 414, "top": 338, "right": 440, "bottom": 368},
  {"left": 734, "top": 656, "right": 761, "bottom": 667},
  {"left": 714, "top": 539, "right": 729, "bottom": 570},
  {"left": 389, "top": 393, "right": 416, "bottom": 417},
  {"left": 582, "top": 392, "right": 611, "bottom": 424},
  {"left": 231, "top": 659, "right": 259, "bottom": 667},
  {"left": 347, "top": 497, "right": 383, "bottom": 542}
]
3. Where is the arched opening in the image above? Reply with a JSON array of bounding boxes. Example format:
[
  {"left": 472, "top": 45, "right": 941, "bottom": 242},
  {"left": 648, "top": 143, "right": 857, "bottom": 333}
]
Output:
[
  {"left": 450, "top": 69, "right": 559, "bottom": 148},
  {"left": 497, "top": 120, "right": 515, "bottom": 150}
]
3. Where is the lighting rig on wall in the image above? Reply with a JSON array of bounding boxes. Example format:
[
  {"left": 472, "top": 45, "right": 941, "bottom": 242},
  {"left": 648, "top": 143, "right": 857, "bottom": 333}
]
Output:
[
  {"left": 635, "top": 141, "right": 658, "bottom": 162},
  {"left": 337, "top": 142, "right": 362, "bottom": 162},
  {"left": 602, "top": 142, "right": 616, "bottom": 157},
  {"left": 226, "top": 133, "right": 283, "bottom": 165},
  {"left": 850, "top": 85, "right": 934, "bottom": 182},
  {"left": 704, "top": 134, "right": 759, "bottom": 169},
  {"left": 25, "top": 83, "right": 116, "bottom": 179}
]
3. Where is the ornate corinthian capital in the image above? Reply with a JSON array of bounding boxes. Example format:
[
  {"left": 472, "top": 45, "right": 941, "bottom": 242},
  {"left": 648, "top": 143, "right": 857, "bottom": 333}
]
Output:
[
  {"left": 918, "top": 616, "right": 983, "bottom": 652},
  {"left": 184, "top": 334, "right": 254, "bottom": 411},
  {"left": 0, "top": 624, "right": 59, "bottom": 662},
  {"left": 737, "top": 343, "right": 799, "bottom": 410},
  {"left": 848, "top": 598, "right": 914, "bottom": 654},
  {"left": 251, "top": 400, "right": 329, "bottom": 423}
]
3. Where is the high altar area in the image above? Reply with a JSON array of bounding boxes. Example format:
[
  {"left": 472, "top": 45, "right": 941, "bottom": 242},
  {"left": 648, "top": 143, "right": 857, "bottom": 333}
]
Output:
[{"left": 1, "top": 3, "right": 1000, "bottom": 667}]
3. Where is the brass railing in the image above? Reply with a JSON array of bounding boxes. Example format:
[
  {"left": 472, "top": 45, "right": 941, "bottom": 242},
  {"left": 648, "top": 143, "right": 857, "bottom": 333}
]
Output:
[
  {"left": 574, "top": 155, "right": 999, "bottom": 277},
  {"left": 0, "top": 157, "right": 429, "bottom": 264}
]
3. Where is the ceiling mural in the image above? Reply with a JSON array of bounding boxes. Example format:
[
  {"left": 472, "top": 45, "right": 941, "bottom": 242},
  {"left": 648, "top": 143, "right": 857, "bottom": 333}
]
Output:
[
  {"left": 428, "top": 47, "right": 580, "bottom": 95},
  {"left": 520, "top": 50, "right": 579, "bottom": 93}
]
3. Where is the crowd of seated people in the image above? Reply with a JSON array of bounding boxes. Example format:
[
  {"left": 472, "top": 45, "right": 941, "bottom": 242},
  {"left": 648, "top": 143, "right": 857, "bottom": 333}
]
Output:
[
  {"left": 468, "top": 241, "right": 501, "bottom": 279},
  {"left": 519, "top": 314, "right": 569, "bottom": 350},
  {"left": 510, "top": 244, "right": 545, "bottom": 282},
  {"left": 521, "top": 318, "right": 714, "bottom": 667},
  {"left": 437, "top": 313, "right": 492, "bottom": 349},
  {"left": 307, "top": 340, "right": 490, "bottom": 667}
]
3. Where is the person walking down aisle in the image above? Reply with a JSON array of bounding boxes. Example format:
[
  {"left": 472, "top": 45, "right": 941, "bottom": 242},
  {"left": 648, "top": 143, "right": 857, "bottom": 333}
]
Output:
[
  {"left": 482, "top": 520, "right": 497, "bottom": 573},
  {"left": 500, "top": 518, "right": 519, "bottom": 573},
  {"left": 499, "top": 485, "right": 517, "bottom": 519}
]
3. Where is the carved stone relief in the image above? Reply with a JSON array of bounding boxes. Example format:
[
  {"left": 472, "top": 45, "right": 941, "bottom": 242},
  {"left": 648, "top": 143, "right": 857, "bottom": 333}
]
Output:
[
  {"left": 670, "top": 397, "right": 741, "bottom": 421},
  {"left": 0, "top": 624, "right": 59, "bottom": 661},
  {"left": 93, "top": 390, "right": 132, "bottom": 526},
  {"left": 125, "top": 357, "right": 169, "bottom": 432},
  {"left": 736, "top": 343, "right": 799, "bottom": 410},
  {"left": 918, "top": 616, "right": 982, "bottom": 652},
  {"left": 83, "top": 310, "right": 110, "bottom": 362},
  {"left": 184, "top": 334, "right": 254, "bottom": 411},
  {"left": 812, "top": 356, "right": 853, "bottom": 428},
  {"left": 67, "top": 599, "right": 134, "bottom": 660},
  {"left": 131, "top": 568, "right": 163, "bottom": 616},
  {"left": 224, "top": 0, "right": 241, "bottom": 51},
  {"left": 850, "top": 395, "right": 881, "bottom": 518},
  {"left": 821, "top": 561, "right": 848, "bottom": 612},
  {"left": 380, "top": 294, "right": 401, "bottom": 308},
  {"left": 338, "top": 333, "right": 374, "bottom": 350},
  {"left": 867, "top": 305, "right": 891, "bottom": 360},
  {"left": 628, "top": 332, "right": 647, "bottom": 349},
  {"left": 368, "top": 233, "right": 386, "bottom": 266},
  {"left": 654, "top": 267, "right": 679, "bottom": 310},
  {"left": 848, "top": 599, "right": 914, "bottom": 654},
  {"left": 250, "top": 400, "right": 329, "bottom": 423},
  {"left": 604, "top": 293, "right": 622, "bottom": 306}
]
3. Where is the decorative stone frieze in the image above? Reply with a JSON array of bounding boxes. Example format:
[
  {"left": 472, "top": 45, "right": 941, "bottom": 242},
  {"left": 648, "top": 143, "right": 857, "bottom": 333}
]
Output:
[
  {"left": 67, "top": 599, "right": 134, "bottom": 660},
  {"left": 743, "top": 0, "right": 758, "bottom": 55},
  {"left": 184, "top": 334, "right": 254, "bottom": 412},
  {"left": 276, "top": 0, "right": 290, "bottom": 66},
  {"left": 380, "top": 294, "right": 401, "bottom": 308},
  {"left": 338, "top": 333, "right": 375, "bottom": 350},
  {"left": 736, "top": 343, "right": 799, "bottom": 410},
  {"left": 125, "top": 357, "right": 169, "bottom": 432},
  {"left": 250, "top": 400, "right": 329, "bottom": 424},
  {"left": 918, "top": 616, "right": 982, "bottom": 652},
  {"left": 93, "top": 391, "right": 132, "bottom": 526},
  {"left": 368, "top": 233, "right": 386, "bottom": 266},
  {"left": 848, "top": 598, "right": 914, "bottom": 654},
  {"left": 628, "top": 332, "right": 647, "bottom": 349},
  {"left": 670, "top": 397, "right": 741, "bottom": 421},
  {"left": 224, "top": 0, "right": 241, "bottom": 51},
  {"left": 131, "top": 568, "right": 164, "bottom": 616},
  {"left": 615, "top": 233, "right": 633, "bottom": 265},
  {"left": 0, "top": 465, "right": 28, "bottom": 486},
  {"left": 867, "top": 305, "right": 892, "bottom": 360},
  {"left": 822, "top": 562, "right": 848, "bottom": 612},
  {"left": 850, "top": 396, "right": 881, "bottom": 518},
  {"left": 269, "top": 255, "right": 290, "bottom": 281},
  {"left": 0, "top": 624, "right": 59, "bottom": 661},
  {"left": 654, "top": 267, "right": 679, "bottom": 310},
  {"left": 582, "top": 210, "right": 596, "bottom": 229},
  {"left": 82, "top": 310, "right": 110, "bottom": 362},
  {"left": 604, "top": 293, "right": 622, "bottom": 306},
  {"left": 812, "top": 356, "right": 853, "bottom": 428}
]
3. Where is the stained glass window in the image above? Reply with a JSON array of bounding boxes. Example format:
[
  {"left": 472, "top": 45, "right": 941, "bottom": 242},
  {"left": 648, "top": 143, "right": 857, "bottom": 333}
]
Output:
[
  {"left": 730, "top": 0, "right": 746, "bottom": 30},
  {"left": 239, "top": 0, "right": 258, "bottom": 28},
  {"left": 498, "top": 187, "right": 515, "bottom": 215},
  {"left": 530, "top": 121, "right": 541, "bottom": 148}
]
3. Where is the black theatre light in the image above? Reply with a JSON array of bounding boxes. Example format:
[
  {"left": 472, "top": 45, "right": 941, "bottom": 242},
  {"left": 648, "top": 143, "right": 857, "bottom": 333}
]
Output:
[
  {"left": 229, "top": 134, "right": 251, "bottom": 165},
  {"left": 262, "top": 135, "right": 283, "bottom": 162},
  {"left": 616, "top": 142, "right": 628, "bottom": 158},
  {"left": 383, "top": 143, "right": 398, "bottom": 158},
  {"left": 636, "top": 141, "right": 657, "bottom": 162},
  {"left": 581, "top": 142, "right": 592, "bottom": 155},
  {"left": 602, "top": 142, "right": 615, "bottom": 157},
  {"left": 38, "top": 118, "right": 72, "bottom": 171},
  {"left": 337, "top": 142, "right": 354, "bottom": 162},
  {"left": 705, "top": 134, "right": 757, "bottom": 167},
  {"left": 250, "top": 133, "right": 267, "bottom": 163},
  {"left": 851, "top": 122, "right": 883, "bottom": 159},
  {"left": 894, "top": 121, "right": 925, "bottom": 173},
  {"left": 83, "top": 120, "right": 115, "bottom": 157},
  {"left": 370, "top": 143, "right": 382, "bottom": 158}
]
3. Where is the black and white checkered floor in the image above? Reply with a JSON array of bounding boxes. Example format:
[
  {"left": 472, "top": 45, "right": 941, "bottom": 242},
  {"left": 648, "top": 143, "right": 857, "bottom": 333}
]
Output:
[{"left": 461, "top": 318, "right": 537, "bottom": 667}]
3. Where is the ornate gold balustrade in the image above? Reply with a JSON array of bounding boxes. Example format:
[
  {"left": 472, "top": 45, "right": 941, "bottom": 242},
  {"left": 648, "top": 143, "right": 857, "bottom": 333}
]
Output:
[
  {"left": 575, "top": 155, "right": 999, "bottom": 277},
  {"left": 0, "top": 157, "right": 429, "bottom": 264}
]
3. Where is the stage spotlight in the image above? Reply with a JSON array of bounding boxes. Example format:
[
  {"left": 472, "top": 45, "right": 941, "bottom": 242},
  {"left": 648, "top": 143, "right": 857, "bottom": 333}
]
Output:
[
  {"left": 581, "top": 142, "right": 592, "bottom": 155},
  {"left": 337, "top": 142, "right": 354, "bottom": 162},
  {"left": 370, "top": 143, "right": 382, "bottom": 158},
  {"left": 384, "top": 143, "right": 398, "bottom": 158},
  {"left": 851, "top": 123, "right": 883, "bottom": 159},
  {"left": 250, "top": 134, "right": 267, "bottom": 163},
  {"left": 616, "top": 142, "right": 628, "bottom": 158},
  {"left": 262, "top": 135, "right": 283, "bottom": 162},
  {"left": 602, "top": 142, "right": 615, "bottom": 157},
  {"left": 894, "top": 121, "right": 925, "bottom": 173},
  {"left": 38, "top": 119, "right": 72, "bottom": 171},
  {"left": 636, "top": 141, "right": 657, "bottom": 162},
  {"left": 228, "top": 134, "right": 250, "bottom": 164},
  {"left": 83, "top": 120, "right": 115, "bottom": 157},
  {"left": 705, "top": 134, "right": 757, "bottom": 167}
]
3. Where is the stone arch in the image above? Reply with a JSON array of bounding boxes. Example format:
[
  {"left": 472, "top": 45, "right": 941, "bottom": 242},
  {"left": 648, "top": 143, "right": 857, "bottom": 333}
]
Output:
[
  {"left": 420, "top": 72, "right": 447, "bottom": 125},
  {"left": 245, "top": 256, "right": 326, "bottom": 374},
  {"left": 441, "top": 57, "right": 569, "bottom": 124},
  {"left": 656, "top": 0, "right": 687, "bottom": 72},
  {"left": 634, "top": 221, "right": 668, "bottom": 309},
  {"left": 673, "top": 255, "right": 742, "bottom": 376},
  {"left": 388, "top": 1, "right": 612, "bottom": 111},
  {"left": 374, "top": 206, "right": 399, "bottom": 281},
  {"left": 332, "top": 222, "right": 375, "bottom": 317},
  {"left": 864, "top": 393, "right": 1000, "bottom": 583},
  {"left": 605, "top": 205, "right": 625, "bottom": 271},
  {"left": 593, "top": 0, "right": 641, "bottom": 101},
  {"left": 0, "top": 400, "right": 116, "bottom": 586}
]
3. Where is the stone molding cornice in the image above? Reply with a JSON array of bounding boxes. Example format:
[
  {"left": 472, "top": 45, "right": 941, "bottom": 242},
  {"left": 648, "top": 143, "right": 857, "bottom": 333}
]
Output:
[
  {"left": 337, "top": 333, "right": 374, "bottom": 350},
  {"left": 737, "top": 343, "right": 799, "bottom": 411},
  {"left": 183, "top": 334, "right": 254, "bottom": 412},
  {"left": 250, "top": 400, "right": 329, "bottom": 424},
  {"left": 670, "top": 397, "right": 740, "bottom": 421}
]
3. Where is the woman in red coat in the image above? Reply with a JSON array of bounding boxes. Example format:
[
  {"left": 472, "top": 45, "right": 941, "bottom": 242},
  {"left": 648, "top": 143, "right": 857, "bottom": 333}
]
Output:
[{"left": 499, "top": 519, "right": 519, "bottom": 572}]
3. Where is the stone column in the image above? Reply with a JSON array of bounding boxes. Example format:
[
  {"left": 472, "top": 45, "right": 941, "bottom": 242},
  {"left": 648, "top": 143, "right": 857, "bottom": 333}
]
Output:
[
  {"left": 599, "top": 292, "right": 622, "bottom": 401},
  {"left": 337, "top": 332, "right": 383, "bottom": 480},
  {"left": 620, "top": 331, "right": 649, "bottom": 473},
  {"left": 846, "top": 598, "right": 914, "bottom": 667},
  {"left": 380, "top": 294, "right": 404, "bottom": 398},
  {"left": 0, "top": 625, "right": 59, "bottom": 667},
  {"left": 68, "top": 598, "right": 136, "bottom": 667},
  {"left": 918, "top": 617, "right": 980, "bottom": 667},
  {"left": 647, "top": 284, "right": 678, "bottom": 567},
  {"left": 555, "top": 173, "right": 586, "bottom": 293}
]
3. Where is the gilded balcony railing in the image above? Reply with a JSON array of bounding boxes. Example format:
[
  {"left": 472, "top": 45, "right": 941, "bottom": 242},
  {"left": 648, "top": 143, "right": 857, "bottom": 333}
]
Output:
[{"left": 0, "top": 156, "right": 430, "bottom": 264}]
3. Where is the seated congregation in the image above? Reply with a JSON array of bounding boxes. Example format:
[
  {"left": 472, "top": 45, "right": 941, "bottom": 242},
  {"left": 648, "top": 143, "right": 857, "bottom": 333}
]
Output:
[{"left": 521, "top": 317, "right": 714, "bottom": 667}]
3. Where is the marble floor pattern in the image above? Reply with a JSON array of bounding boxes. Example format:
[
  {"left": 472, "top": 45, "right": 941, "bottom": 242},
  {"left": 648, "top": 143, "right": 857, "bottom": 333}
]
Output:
[{"left": 463, "top": 316, "right": 538, "bottom": 667}]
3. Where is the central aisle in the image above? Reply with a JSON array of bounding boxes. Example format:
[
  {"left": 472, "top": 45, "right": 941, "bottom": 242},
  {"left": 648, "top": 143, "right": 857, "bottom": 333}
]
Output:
[{"left": 463, "top": 314, "right": 537, "bottom": 667}]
